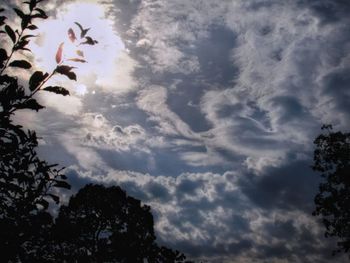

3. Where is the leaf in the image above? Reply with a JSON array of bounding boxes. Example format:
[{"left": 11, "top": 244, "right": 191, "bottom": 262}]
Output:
[
  {"left": 75, "top": 21, "right": 90, "bottom": 38},
  {"left": 29, "top": 71, "right": 49, "bottom": 91},
  {"left": 67, "top": 58, "right": 86, "bottom": 63},
  {"left": 53, "top": 180, "right": 71, "bottom": 189},
  {"left": 55, "top": 42, "right": 64, "bottom": 64},
  {"left": 27, "top": 24, "right": 37, "bottom": 30},
  {"left": 5, "top": 25, "right": 16, "bottom": 43},
  {"left": 14, "top": 38, "right": 31, "bottom": 51},
  {"left": 16, "top": 99, "right": 44, "bottom": 111},
  {"left": 55, "top": 65, "right": 77, "bottom": 81},
  {"left": 24, "top": 0, "right": 36, "bottom": 11},
  {"left": 82, "top": 36, "right": 98, "bottom": 45},
  {"left": 68, "top": 28, "right": 76, "bottom": 43},
  {"left": 36, "top": 199, "right": 49, "bottom": 209},
  {"left": 49, "top": 194, "right": 60, "bottom": 204},
  {"left": 13, "top": 8, "right": 24, "bottom": 19},
  {"left": 32, "top": 8, "right": 48, "bottom": 19},
  {"left": 9, "top": 60, "right": 32, "bottom": 69},
  {"left": 43, "top": 86, "right": 70, "bottom": 96},
  {"left": 76, "top": 50, "right": 84, "bottom": 57},
  {"left": 21, "top": 15, "right": 31, "bottom": 30},
  {"left": 0, "top": 16, "right": 6, "bottom": 26},
  {"left": 0, "top": 48, "right": 7, "bottom": 67}
]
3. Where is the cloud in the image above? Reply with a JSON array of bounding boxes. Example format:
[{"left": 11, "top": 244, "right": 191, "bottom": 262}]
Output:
[
  {"left": 19, "top": 0, "right": 350, "bottom": 261},
  {"left": 65, "top": 164, "right": 347, "bottom": 262}
]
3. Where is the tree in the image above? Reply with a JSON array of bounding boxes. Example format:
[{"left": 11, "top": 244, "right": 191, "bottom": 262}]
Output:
[
  {"left": 312, "top": 124, "right": 350, "bottom": 256},
  {"left": 52, "top": 184, "right": 188, "bottom": 263},
  {"left": 0, "top": 1, "right": 190, "bottom": 262},
  {"left": 0, "top": 1, "right": 97, "bottom": 260}
]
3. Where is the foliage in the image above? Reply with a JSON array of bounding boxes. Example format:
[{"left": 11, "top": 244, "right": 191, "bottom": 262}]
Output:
[
  {"left": 312, "top": 124, "right": 350, "bottom": 256},
  {"left": 0, "top": 0, "right": 94, "bottom": 260},
  {"left": 0, "top": 1, "right": 189, "bottom": 262},
  {"left": 51, "top": 184, "right": 189, "bottom": 263}
]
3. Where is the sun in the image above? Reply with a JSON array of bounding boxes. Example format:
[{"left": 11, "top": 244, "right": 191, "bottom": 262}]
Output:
[{"left": 29, "top": 1, "right": 124, "bottom": 95}]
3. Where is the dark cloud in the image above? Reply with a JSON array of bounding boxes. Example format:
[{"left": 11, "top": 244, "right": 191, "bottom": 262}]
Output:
[
  {"left": 21, "top": 0, "right": 350, "bottom": 261},
  {"left": 239, "top": 160, "right": 320, "bottom": 212}
]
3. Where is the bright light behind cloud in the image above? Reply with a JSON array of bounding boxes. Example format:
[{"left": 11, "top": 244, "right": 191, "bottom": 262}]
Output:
[{"left": 30, "top": 1, "right": 124, "bottom": 95}]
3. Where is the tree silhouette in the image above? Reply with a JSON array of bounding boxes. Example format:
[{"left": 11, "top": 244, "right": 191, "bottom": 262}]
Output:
[
  {"left": 312, "top": 125, "right": 350, "bottom": 256},
  {"left": 1, "top": 1, "right": 190, "bottom": 262},
  {"left": 52, "top": 184, "right": 188, "bottom": 263},
  {"left": 0, "top": 1, "right": 97, "bottom": 260}
]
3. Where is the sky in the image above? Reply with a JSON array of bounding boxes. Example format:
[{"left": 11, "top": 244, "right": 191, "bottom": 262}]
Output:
[{"left": 8, "top": 0, "right": 350, "bottom": 262}]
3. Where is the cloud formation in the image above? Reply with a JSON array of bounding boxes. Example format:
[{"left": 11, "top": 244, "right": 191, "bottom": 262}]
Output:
[{"left": 19, "top": 0, "right": 350, "bottom": 261}]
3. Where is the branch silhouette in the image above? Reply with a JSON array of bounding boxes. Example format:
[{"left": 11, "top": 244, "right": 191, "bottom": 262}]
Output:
[
  {"left": 0, "top": 1, "right": 190, "bottom": 262},
  {"left": 312, "top": 125, "right": 350, "bottom": 257}
]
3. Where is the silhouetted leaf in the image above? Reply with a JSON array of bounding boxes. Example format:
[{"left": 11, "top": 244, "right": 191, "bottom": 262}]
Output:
[
  {"left": 21, "top": 15, "right": 32, "bottom": 30},
  {"left": 27, "top": 24, "right": 37, "bottom": 30},
  {"left": 24, "top": 0, "right": 37, "bottom": 11},
  {"left": 68, "top": 28, "right": 76, "bottom": 43},
  {"left": 82, "top": 36, "right": 98, "bottom": 45},
  {"left": 16, "top": 99, "right": 44, "bottom": 111},
  {"left": 75, "top": 22, "right": 90, "bottom": 38},
  {"left": 55, "top": 42, "right": 64, "bottom": 64},
  {"left": 49, "top": 194, "right": 60, "bottom": 204},
  {"left": 5, "top": 25, "right": 16, "bottom": 43},
  {"left": 55, "top": 65, "right": 76, "bottom": 81},
  {"left": 0, "top": 16, "right": 6, "bottom": 26},
  {"left": 32, "top": 8, "right": 47, "bottom": 19},
  {"left": 53, "top": 181, "right": 71, "bottom": 189},
  {"left": 37, "top": 199, "right": 49, "bottom": 209},
  {"left": 43, "top": 86, "right": 70, "bottom": 96},
  {"left": 29, "top": 71, "right": 48, "bottom": 91},
  {"left": 13, "top": 8, "right": 25, "bottom": 19},
  {"left": 0, "top": 48, "right": 7, "bottom": 67},
  {"left": 9, "top": 60, "right": 31, "bottom": 69}
]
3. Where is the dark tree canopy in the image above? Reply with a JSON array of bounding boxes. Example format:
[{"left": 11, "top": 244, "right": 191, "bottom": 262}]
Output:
[
  {"left": 312, "top": 125, "right": 350, "bottom": 256},
  {"left": 52, "top": 184, "right": 188, "bottom": 263},
  {"left": 0, "top": 1, "right": 190, "bottom": 262}
]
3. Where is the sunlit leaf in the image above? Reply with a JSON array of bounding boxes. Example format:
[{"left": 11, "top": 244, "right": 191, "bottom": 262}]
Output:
[
  {"left": 76, "top": 50, "right": 84, "bottom": 57},
  {"left": 55, "top": 65, "right": 77, "bottom": 81},
  {"left": 9, "top": 60, "right": 31, "bottom": 69},
  {"left": 55, "top": 42, "right": 64, "bottom": 64},
  {"left": 29, "top": 71, "right": 49, "bottom": 91},
  {"left": 16, "top": 99, "right": 44, "bottom": 111},
  {"left": 68, "top": 28, "right": 76, "bottom": 43},
  {"left": 43, "top": 86, "right": 70, "bottom": 96},
  {"left": 5, "top": 25, "right": 16, "bottom": 43},
  {"left": 67, "top": 58, "right": 86, "bottom": 63}
]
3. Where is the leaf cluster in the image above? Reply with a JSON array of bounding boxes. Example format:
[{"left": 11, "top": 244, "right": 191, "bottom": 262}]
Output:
[
  {"left": 312, "top": 125, "right": 350, "bottom": 256},
  {"left": 0, "top": 1, "right": 190, "bottom": 262}
]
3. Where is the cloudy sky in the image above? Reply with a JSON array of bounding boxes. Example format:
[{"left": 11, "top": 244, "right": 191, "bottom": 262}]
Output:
[{"left": 10, "top": 0, "right": 350, "bottom": 262}]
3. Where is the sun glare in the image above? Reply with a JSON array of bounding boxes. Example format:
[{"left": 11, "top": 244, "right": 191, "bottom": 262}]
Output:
[{"left": 30, "top": 1, "right": 124, "bottom": 95}]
